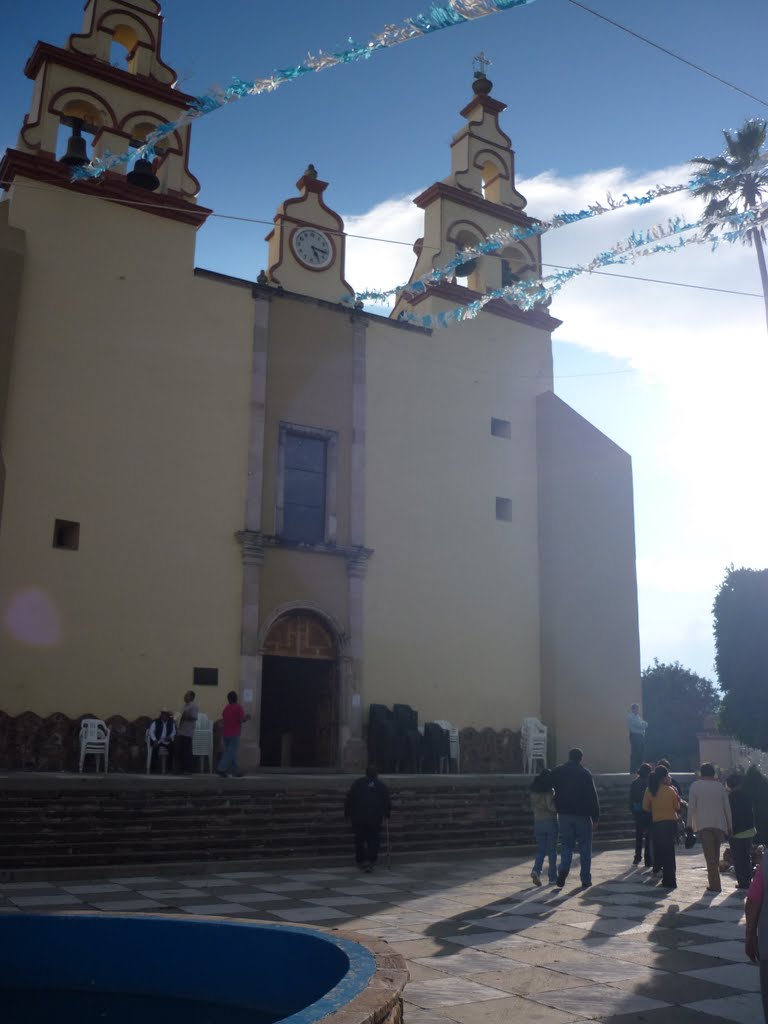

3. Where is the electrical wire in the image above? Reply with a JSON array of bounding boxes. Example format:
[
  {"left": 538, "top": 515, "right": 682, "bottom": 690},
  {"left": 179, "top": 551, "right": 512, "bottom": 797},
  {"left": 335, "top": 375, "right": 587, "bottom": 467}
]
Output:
[
  {"left": 566, "top": 0, "right": 768, "bottom": 108},
  {"left": 1, "top": 176, "right": 762, "bottom": 300}
]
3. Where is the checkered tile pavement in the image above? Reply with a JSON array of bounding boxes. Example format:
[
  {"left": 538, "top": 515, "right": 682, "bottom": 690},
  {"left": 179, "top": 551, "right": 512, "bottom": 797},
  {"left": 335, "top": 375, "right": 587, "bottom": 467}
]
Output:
[{"left": 2, "top": 848, "right": 762, "bottom": 1023}]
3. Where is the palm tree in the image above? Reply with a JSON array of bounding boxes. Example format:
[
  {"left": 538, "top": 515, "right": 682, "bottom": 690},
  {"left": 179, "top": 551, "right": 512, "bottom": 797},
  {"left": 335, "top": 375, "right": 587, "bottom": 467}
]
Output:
[{"left": 691, "top": 118, "right": 768, "bottom": 331}]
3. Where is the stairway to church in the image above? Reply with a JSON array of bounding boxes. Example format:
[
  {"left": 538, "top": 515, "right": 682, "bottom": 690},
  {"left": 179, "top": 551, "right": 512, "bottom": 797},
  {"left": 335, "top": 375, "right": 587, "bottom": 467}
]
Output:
[{"left": 0, "top": 774, "right": 651, "bottom": 875}]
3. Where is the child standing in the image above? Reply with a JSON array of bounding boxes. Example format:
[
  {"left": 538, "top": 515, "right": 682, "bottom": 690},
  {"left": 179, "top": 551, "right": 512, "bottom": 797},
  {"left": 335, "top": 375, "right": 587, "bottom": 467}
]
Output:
[{"left": 530, "top": 769, "right": 558, "bottom": 886}]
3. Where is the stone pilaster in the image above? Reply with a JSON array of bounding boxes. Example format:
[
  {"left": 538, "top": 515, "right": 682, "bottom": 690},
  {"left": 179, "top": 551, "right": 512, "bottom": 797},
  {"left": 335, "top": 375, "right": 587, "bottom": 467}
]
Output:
[
  {"left": 237, "top": 288, "right": 270, "bottom": 770},
  {"left": 341, "top": 313, "right": 370, "bottom": 772}
]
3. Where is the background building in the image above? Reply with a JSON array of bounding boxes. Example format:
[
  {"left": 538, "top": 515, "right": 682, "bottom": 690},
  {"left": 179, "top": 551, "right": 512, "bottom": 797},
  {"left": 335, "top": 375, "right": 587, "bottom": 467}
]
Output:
[{"left": 0, "top": 0, "right": 640, "bottom": 772}]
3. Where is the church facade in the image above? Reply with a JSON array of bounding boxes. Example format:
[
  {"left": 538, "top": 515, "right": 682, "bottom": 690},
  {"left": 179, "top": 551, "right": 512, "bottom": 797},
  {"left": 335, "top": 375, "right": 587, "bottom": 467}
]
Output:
[{"left": 0, "top": 0, "right": 641, "bottom": 773}]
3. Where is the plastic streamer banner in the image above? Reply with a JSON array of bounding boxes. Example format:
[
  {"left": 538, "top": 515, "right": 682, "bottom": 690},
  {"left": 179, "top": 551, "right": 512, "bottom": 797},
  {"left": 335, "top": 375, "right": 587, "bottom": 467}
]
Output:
[
  {"left": 368, "top": 205, "right": 765, "bottom": 330},
  {"left": 72, "top": 0, "right": 537, "bottom": 181},
  {"left": 353, "top": 157, "right": 768, "bottom": 306}
]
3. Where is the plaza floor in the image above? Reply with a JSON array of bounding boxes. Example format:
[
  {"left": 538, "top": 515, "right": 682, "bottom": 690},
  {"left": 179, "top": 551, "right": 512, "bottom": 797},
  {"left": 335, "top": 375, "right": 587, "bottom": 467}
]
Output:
[{"left": 1, "top": 847, "right": 761, "bottom": 1023}]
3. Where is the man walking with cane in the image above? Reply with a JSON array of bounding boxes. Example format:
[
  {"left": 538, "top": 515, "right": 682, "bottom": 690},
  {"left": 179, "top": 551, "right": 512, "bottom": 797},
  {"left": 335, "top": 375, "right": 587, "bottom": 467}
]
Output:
[{"left": 344, "top": 765, "right": 391, "bottom": 873}]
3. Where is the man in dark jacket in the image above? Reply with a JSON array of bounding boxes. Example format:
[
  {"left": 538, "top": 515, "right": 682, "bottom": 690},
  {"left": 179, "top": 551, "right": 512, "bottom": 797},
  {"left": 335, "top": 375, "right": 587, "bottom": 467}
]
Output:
[
  {"left": 551, "top": 748, "right": 600, "bottom": 889},
  {"left": 344, "top": 765, "right": 391, "bottom": 872},
  {"left": 728, "top": 774, "right": 756, "bottom": 889}
]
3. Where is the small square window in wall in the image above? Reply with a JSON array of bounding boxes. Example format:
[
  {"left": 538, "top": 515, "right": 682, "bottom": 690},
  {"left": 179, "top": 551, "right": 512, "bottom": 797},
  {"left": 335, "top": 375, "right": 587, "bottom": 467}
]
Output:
[
  {"left": 496, "top": 497, "right": 513, "bottom": 522},
  {"left": 491, "top": 417, "right": 512, "bottom": 439},
  {"left": 193, "top": 667, "right": 219, "bottom": 687},
  {"left": 53, "top": 519, "right": 80, "bottom": 550}
]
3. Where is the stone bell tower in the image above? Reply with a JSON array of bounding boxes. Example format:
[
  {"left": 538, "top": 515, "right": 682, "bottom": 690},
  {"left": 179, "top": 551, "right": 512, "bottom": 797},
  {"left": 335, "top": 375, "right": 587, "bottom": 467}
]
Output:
[
  {"left": 393, "top": 56, "right": 551, "bottom": 325},
  {"left": 0, "top": 0, "right": 208, "bottom": 227}
]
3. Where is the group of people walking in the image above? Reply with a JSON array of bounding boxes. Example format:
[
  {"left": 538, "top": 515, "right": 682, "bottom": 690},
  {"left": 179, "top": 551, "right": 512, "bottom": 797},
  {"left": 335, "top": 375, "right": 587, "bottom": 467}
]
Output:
[{"left": 630, "top": 760, "right": 756, "bottom": 892}]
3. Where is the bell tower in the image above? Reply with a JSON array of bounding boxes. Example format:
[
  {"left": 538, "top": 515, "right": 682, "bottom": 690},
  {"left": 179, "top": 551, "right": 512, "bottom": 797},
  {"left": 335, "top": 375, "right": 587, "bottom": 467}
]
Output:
[
  {"left": 393, "top": 58, "right": 553, "bottom": 325},
  {"left": 0, "top": 0, "right": 209, "bottom": 227}
]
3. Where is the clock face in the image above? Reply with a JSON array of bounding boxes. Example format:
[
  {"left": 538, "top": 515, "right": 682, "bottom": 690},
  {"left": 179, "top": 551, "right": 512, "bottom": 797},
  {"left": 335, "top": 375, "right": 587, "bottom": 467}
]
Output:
[{"left": 291, "top": 227, "right": 333, "bottom": 269}]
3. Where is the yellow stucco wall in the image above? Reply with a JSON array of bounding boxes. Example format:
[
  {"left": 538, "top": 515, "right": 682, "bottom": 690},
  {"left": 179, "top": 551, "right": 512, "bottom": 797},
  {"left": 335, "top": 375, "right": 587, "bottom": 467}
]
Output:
[
  {"left": 363, "top": 310, "right": 553, "bottom": 730},
  {"left": 0, "top": 179, "right": 253, "bottom": 721},
  {"left": 537, "top": 392, "right": 641, "bottom": 773}
]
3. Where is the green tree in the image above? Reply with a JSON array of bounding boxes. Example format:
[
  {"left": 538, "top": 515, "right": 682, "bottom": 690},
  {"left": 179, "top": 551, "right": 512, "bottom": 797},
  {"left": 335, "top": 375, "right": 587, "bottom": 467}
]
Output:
[
  {"left": 714, "top": 566, "right": 768, "bottom": 751},
  {"left": 690, "top": 118, "right": 768, "bottom": 332},
  {"left": 641, "top": 659, "right": 720, "bottom": 770}
]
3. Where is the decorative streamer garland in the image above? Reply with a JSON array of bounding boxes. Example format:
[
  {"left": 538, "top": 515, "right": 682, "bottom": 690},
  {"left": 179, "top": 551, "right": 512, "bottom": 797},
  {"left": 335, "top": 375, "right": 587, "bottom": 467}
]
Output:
[
  {"left": 71, "top": 0, "right": 537, "bottom": 181},
  {"left": 373, "top": 206, "right": 765, "bottom": 330},
  {"left": 353, "top": 157, "right": 768, "bottom": 305}
]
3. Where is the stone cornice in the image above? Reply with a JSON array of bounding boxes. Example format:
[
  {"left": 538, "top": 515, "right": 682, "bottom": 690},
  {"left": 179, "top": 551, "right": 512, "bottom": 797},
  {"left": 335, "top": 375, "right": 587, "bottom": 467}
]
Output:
[
  {"left": 412, "top": 181, "right": 535, "bottom": 229},
  {"left": 406, "top": 281, "right": 562, "bottom": 332},
  {"left": 257, "top": 534, "right": 374, "bottom": 575},
  {"left": 24, "top": 42, "right": 196, "bottom": 109},
  {"left": 0, "top": 148, "right": 211, "bottom": 228}
]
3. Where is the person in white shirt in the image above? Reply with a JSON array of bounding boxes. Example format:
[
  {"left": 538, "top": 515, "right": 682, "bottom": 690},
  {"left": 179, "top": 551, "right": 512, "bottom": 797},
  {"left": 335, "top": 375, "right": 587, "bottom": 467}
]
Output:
[
  {"left": 627, "top": 703, "right": 648, "bottom": 774},
  {"left": 689, "top": 762, "right": 733, "bottom": 893}
]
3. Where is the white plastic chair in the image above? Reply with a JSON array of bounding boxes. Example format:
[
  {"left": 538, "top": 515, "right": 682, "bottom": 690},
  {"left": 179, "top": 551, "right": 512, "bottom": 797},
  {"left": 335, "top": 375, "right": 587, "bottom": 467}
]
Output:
[
  {"left": 145, "top": 727, "right": 173, "bottom": 774},
  {"left": 521, "top": 717, "right": 548, "bottom": 774},
  {"left": 79, "top": 718, "right": 110, "bottom": 773},
  {"left": 192, "top": 713, "right": 214, "bottom": 773}
]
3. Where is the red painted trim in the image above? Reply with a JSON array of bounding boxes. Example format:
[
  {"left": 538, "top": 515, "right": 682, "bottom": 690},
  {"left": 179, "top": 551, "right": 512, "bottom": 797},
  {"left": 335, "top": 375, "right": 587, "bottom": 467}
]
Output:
[
  {"left": 0, "top": 147, "right": 211, "bottom": 228},
  {"left": 19, "top": 62, "right": 50, "bottom": 152},
  {"left": 460, "top": 93, "right": 507, "bottom": 119},
  {"left": 404, "top": 280, "right": 562, "bottom": 331},
  {"left": 48, "top": 85, "right": 119, "bottom": 130},
  {"left": 118, "top": 109, "right": 182, "bottom": 151},
  {"left": 24, "top": 43, "right": 194, "bottom": 108},
  {"left": 413, "top": 181, "right": 535, "bottom": 229},
  {"left": 446, "top": 217, "right": 487, "bottom": 244},
  {"left": 267, "top": 213, "right": 354, "bottom": 297}
]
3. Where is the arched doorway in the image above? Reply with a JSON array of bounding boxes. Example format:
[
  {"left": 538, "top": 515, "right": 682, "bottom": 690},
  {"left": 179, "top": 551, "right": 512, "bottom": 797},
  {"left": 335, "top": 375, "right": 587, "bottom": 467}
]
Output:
[{"left": 259, "top": 611, "right": 338, "bottom": 768}]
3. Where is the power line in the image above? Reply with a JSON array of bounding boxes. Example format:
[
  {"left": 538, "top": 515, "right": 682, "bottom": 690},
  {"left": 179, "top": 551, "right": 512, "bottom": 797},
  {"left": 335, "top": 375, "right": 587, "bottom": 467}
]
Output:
[
  {"left": 1, "top": 177, "right": 762, "bottom": 300},
  {"left": 566, "top": 0, "right": 768, "bottom": 108}
]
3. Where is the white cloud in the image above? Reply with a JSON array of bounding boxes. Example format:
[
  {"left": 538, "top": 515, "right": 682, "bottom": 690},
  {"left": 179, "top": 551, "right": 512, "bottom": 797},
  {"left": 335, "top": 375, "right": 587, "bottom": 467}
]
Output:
[{"left": 343, "top": 165, "right": 768, "bottom": 678}]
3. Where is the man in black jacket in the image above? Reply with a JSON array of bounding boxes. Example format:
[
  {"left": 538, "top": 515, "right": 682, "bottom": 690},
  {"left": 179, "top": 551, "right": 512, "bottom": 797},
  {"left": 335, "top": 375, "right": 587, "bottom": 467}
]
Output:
[
  {"left": 551, "top": 748, "right": 600, "bottom": 889},
  {"left": 344, "top": 765, "right": 391, "bottom": 872},
  {"left": 728, "top": 774, "right": 756, "bottom": 889}
]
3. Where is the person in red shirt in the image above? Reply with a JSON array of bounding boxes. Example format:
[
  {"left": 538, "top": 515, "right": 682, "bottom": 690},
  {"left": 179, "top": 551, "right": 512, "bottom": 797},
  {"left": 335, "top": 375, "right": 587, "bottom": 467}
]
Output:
[{"left": 216, "top": 691, "right": 251, "bottom": 778}]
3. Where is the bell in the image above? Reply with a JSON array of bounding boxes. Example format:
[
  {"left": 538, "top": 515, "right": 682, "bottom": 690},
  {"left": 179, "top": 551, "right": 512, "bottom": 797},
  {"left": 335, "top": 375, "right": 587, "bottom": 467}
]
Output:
[
  {"left": 59, "top": 122, "right": 89, "bottom": 168},
  {"left": 455, "top": 257, "right": 478, "bottom": 278},
  {"left": 126, "top": 158, "right": 160, "bottom": 192}
]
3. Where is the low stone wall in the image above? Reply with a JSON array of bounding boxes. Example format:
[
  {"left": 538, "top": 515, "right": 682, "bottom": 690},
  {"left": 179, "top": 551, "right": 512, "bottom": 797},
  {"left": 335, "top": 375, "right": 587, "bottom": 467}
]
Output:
[
  {"left": 0, "top": 711, "right": 225, "bottom": 773},
  {"left": 458, "top": 727, "right": 523, "bottom": 772},
  {"left": 0, "top": 710, "right": 525, "bottom": 774}
]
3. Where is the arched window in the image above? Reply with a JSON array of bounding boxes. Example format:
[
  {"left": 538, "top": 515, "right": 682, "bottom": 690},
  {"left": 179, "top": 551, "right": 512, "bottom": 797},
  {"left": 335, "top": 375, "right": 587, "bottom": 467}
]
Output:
[
  {"left": 454, "top": 227, "right": 483, "bottom": 291},
  {"left": 481, "top": 160, "right": 504, "bottom": 203},
  {"left": 55, "top": 100, "right": 103, "bottom": 163},
  {"left": 109, "top": 25, "right": 140, "bottom": 73}
]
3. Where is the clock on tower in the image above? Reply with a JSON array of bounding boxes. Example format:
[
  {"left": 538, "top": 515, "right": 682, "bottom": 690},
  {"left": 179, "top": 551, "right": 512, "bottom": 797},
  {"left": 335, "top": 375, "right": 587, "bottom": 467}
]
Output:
[{"left": 265, "top": 165, "right": 354, "bottom": 303}]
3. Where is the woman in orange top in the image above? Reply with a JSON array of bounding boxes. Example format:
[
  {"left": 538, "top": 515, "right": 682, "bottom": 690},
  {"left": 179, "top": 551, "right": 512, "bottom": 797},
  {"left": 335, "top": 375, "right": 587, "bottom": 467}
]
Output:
[{"left": 643, "top": 765, "right": 681, "bottom": 889}]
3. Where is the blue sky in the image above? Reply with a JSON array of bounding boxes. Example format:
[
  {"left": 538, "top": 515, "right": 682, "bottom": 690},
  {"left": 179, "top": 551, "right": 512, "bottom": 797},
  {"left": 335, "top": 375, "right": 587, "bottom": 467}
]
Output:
[{"left": 3, "top": 0, "right": 768, "bottom": 682}]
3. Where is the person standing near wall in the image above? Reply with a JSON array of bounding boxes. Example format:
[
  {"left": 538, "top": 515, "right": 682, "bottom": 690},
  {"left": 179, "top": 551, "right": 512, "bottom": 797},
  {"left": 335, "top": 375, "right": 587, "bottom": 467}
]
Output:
[
  {"left": 627, "top": 703, "right": 648, "bottom": 774},
  {"left": 629, "top": 763, "right": 652, "bottom": 867},
  {"left": 175, "top": 690, "right": 198, "bottom": 775},
  {"left": 689, "top": 763, "right": 733, "bottom": 893},
  {"left": 728, "top": 774, "right": 757, "bottom": 890},
  {"left": 344, "top": 765, "right": 391, "bottom": 873},
  {"left": 551, "top": 748, "right": 600, "bottom": 890},
  {"left": 530, "top": 769, "right": 558, "bottom": 886},
  {"left": 643, "top": 764, "right": 680, "bottom": 889},
  {"left": 217, "top": 691, "right": 251, "bottom": 779}
]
